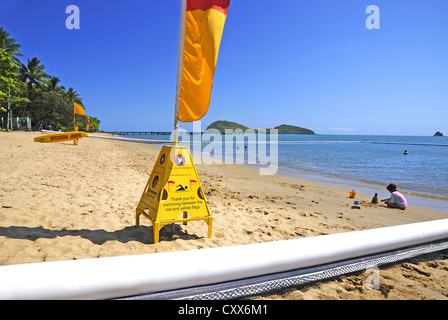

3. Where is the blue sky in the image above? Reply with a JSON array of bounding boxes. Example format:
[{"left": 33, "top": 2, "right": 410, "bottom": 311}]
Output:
[{"left": 1, "top": 0, "right": 447, "bottom": 135}]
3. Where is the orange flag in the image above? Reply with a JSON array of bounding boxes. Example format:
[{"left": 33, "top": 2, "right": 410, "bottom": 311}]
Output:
[
  {"left": 74, "top": 102, "right": 85, "bottom": 116},
  {"left": 178, "top": 0, "right": 230, "bottom": 122}
]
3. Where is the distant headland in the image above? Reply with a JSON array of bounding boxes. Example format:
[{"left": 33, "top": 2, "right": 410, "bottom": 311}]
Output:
[{"left": 205, "top": 121, "right": 315, "bottom": 135}]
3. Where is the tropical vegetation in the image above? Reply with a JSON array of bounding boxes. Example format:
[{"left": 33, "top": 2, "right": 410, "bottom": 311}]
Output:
[
  {"left": 205, "top": 120, "right": 250, "bottom": 133},
  {"left": 206, "top": 121, "right": 315, "bottom": 134},
  {"left": 0, "top": 27, "right": 100, "bottom": 132}
]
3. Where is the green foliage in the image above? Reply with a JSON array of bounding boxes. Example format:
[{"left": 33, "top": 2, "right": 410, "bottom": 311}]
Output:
[
  {"left": 30, "top": 92, "right": 72, "bottom": 130},
  {"left": 0, "top": 27, "right": 22, "bottom": 57},
  {"left": 0, "top": 27, "right": 102, "bottom": 131},
  {"left": 206, "top": 120, "right": 250, "bottom": 134},
  {"left": 0, "top": 50, "right": 28, "bottom": 103},
  {"left": 74, "top": 114, "right": 101, "bottom": 132},
  {"left": 19, "top": 57, "right": 49, "bottom": 94},
  {"left": 206, "top": 120, "right": 315, "bottom": 135},
  {"left": 274, "top": 124, "right": 315, "bottom": 134}
]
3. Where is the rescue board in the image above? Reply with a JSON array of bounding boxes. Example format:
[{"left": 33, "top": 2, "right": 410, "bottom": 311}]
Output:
[{"left": 34, "top": 131, "right": 88, "bottom": 143}]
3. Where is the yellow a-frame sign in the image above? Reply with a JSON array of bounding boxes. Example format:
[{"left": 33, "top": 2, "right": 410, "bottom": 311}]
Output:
[{"left": 136, "top": 145, "right": 212, "bottom": 243}]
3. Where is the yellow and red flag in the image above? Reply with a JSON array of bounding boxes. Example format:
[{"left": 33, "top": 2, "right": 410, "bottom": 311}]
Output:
[
  {"left": 74, "top": 102, "right": 85, "bottom": 116},
  {"left": 178, "top": 0, "right": 230, "bottom": 122}
]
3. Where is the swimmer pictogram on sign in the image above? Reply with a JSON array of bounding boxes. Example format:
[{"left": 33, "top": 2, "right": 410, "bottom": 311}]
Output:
[{"left": 136, "top": 145, "right": 212, "bottom": 243}]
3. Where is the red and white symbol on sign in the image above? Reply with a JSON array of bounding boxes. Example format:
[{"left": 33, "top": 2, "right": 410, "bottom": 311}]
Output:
[{"left": 175, "top": 154, "right": 185, "bottom": 166}]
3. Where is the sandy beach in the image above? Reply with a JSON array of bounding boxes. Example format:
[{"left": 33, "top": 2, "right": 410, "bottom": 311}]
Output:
[{"left": 1, "top": 131, "right": 447, "bottom": 300}]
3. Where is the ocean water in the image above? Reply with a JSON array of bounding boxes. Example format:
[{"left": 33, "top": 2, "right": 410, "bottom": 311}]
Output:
[
  {"left": 119, "top": 133, "right": 448, "bottom": 212},
  {"left": 273, "top": 135, "right": 448, "bottom": 213}
]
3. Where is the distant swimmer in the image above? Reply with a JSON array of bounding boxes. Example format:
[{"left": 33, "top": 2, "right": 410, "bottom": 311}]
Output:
[{"left": 403, "top": 150, "right": 408, "bottom": 155}]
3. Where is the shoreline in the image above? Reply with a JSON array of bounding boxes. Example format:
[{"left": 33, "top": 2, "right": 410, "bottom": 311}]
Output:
[
  {"left": 1, "top": 131, "right": 447, "bottom": 299},
  {"left": 98, "top": 133, "right": 448, "bottom": 213},
  {"left": 271, "top": 167, "right": 448, "bottom": 213}
]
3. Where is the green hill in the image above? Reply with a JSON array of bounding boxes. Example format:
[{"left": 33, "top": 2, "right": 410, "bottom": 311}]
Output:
[
  {"left": 205, "top": 121, "right": 250, "bottom": 133},
  {"left": 274, "top": 124, "right": 315, "bottom": 134},
  {"left": 206, "top": 121, "right": 315, "bottom": 134}
]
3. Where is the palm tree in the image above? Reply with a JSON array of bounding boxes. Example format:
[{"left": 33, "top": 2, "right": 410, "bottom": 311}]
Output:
[
  {"left": 65, "top": 87, "right": 83, "bottom": 105},
  {"left": 0, "top": 27, "right": 22, "bottom": 57},
  {"left": 19, "top": 57, "right": 49, "bottom": 95},
  {"left": 43, "top": 76, "right": 66, "bottom": 96}
]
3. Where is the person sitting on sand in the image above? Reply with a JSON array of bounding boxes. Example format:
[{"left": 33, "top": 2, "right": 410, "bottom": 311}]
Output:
[{"left": 381, "top": 183, "right": 407, "bottom": 210}]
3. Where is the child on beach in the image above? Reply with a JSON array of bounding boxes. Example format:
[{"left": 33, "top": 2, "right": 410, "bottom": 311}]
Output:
[{"left": 382, "top": 183, "right": 407, "bottom": 210}]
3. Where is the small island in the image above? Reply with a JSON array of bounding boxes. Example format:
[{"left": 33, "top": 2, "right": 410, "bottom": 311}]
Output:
[
  {"left": 206, "top": 121, "right": 315, "bottom": 135},
  {"left": 434, "top": 131, "right": 444, "bottom": 137},
  {"left": 274, "top": 124, "right": 315, "bottom": 135},
  {"left": 205, "top": 121, "right": 250, "bottom": 133}
]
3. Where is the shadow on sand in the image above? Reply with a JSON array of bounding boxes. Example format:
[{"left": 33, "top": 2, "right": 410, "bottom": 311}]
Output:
[{"left": 0, "top": 224, "right": 201, "bottom": 245}]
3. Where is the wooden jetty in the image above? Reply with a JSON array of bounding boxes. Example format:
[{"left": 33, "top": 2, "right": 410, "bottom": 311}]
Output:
[{"left": 104, "top": 131, "right": 203, "bottom": 136}]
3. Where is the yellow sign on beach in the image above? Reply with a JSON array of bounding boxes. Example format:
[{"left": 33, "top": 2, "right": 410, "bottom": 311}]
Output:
[
  {"left": 34, "top": 131, "right": 88, "bottom": 144},
  {"left": 136, "top": 145, "right": 212, "bottom": 243}
]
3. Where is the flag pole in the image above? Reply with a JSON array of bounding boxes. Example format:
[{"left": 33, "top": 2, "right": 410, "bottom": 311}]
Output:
[
  {"left": 73, "top": 102, "right": 78, "bottom": 145},
  {"left": 173, "top": 0, "right": 187, "bottom": 147}
]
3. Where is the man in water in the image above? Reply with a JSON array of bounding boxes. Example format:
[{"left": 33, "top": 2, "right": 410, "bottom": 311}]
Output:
[{"left": 382, "top": 183, "right": 408, "bottom": 210}]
